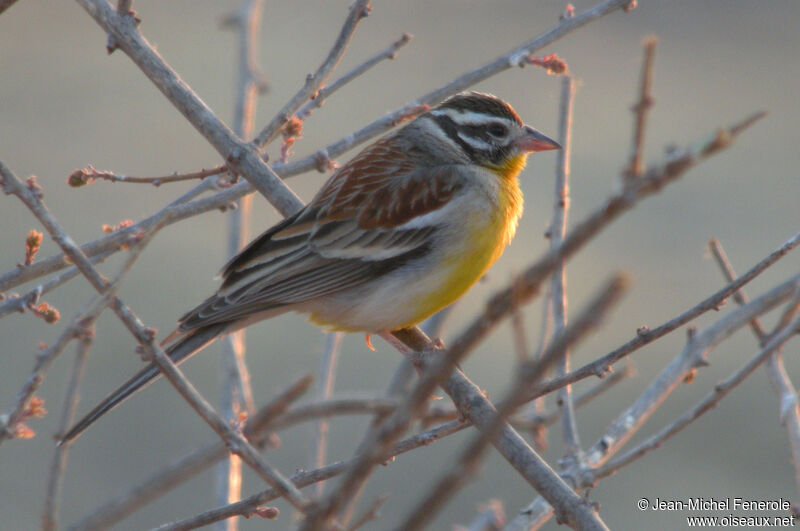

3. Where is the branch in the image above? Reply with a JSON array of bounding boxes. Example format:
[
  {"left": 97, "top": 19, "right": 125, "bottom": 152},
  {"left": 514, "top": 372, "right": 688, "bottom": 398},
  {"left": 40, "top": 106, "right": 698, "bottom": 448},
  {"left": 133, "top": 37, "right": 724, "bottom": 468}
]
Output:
[
  {"left": 1, "top": 160, "right": 309, "bottom": 512},
  {"left": 581, "top": 273, "right": 800, "bottom": 475},
  {"left": 343, "top": 494, "right": 388, "bottom": 531},
  {"left": 41, "top": 329, "right": 93, "bottom": 531},
  {"left": 250, "top": 0, "right": 371, "bottom": 148},
  {"left": 595, "top": 292, "right": 800, "bottom": 479},
  {"left": 551, "top": 75, "right": 581, "bottom": 459},
  {"left": 309, "top": 332, "right": 343, "bottom": 496},
  {"left": 529, "top": 227, "right": 799, "bottom": 403},
  {"left": 708, "top": 238, "right": 800, "bottom": 495},
  {"left": 139, "top": 367, "right": 626, "bottom": 531},
  {"left": 0, "top": 248, "right": 115, "bottom": 321},
  {"left": 624, "top": 37, "right": 656, "bottom": 180},
  {"left": 507, "top": 275, "right": 800, "bottom": 530},
  {"left": 149, "top": 419, "right": 467, "bottom": 531},
  {"left": 521, "top": 285, "right": 554, "bottom": 450},
  {"left": 134, "top": 338, "right": 313, "bottom": 513},
  {"left": 75, "top": 0, "right": 304, "bottom": 215},
  {"left": 330, "top": 312, "right": 453, "bottom": 525},
  {"left": 397, "top": 276, "right": 627, "bottom": 530},
  {"left": 295, "top": 33, "right": 412, "bottom": 121},
  {"left": 67, "top": 164, "right": 226, "bottom": 187},
  {"left": 0, "top": 162, "right": 164, "bottom": 445},
  {"left": 216, "top": 0, "right": 263, "bottom": 522},
  {"left": 67, "top": 375, "right": 313, "bottom": 531},
  {"left": 300, "top": 309, "right": 456, "bottom": 528}
]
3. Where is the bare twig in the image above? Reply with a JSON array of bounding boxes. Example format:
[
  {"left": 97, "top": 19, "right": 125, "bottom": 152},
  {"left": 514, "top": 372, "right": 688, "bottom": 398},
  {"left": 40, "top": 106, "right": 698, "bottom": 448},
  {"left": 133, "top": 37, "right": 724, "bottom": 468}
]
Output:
[
  {"left": 595, "top": 293, "right": 800, "bottom": 479},
  {"left": 0, "top": 161, "right": 165, "bottom": 445},
  {"left": 276, "top": 0, "right": 634, "bottom": 179},
  {"left": 551, "top": 75, "right": 581, "bottom": 459},
  {"left": 67, "top": 375, "right": 313, "bottom": 531},
  {"left": 67, "top": 164, "right": 227, "bottom": 187},
  {"left": 625, "top": 38, "right": 656, "bottom": 180},
  {"left": 149, "top": 419, "right": 467, "bottom": 531},
  {"left": 509, "top": 276, "right": 800, "bottom": 530},
  {"left": 216, "top": 1, "right": 263, "bottom": 525},
  {"left": 134, "top": 339, "right": 313, "bottom": 513},
  {"left": 298, "top": 336, "right": 451, "bottom": 529},
  {"left": 310, "top": 332, "right": 343, "bottom": 496},
  {"left": 41, "top": 328, "right": 93, "bottom": 531},
  {"left": 0, "top": 243, "right": 151, "bottom": 446},
  {"left": 76, "top": 0, "right": 304, "bottom": 215},
  {"left": 0, "top": 249, "right": 115, "bottom": 321},
  {"left": 509, "top": 288, "right": 530, "bottom": 363},
  {"left": 512, "top": 363, "right": 636, "bottom": 434},
  {"left": 313, "top": 309, "right": 456, "bottom": 527},
  {"left": 1, "top": 160, "right": 309, "bottom": 511},
  {"left": 528, "top": 227, "right": 799, "bottom": 403},
  {"left": 251, "top": 0, "right": 371, "bottom": 148},
  {"left": 709, "top": 238, "right": 800, "bottom": 495},
  {"left": 523, "top": 286, "right": 553, "bottom": 450},
  {"left": 295, "top": 33, "right": 412, "bottom": 121},
  {"left": 581, "top": 274, "right": 800, "bottom": 476}
]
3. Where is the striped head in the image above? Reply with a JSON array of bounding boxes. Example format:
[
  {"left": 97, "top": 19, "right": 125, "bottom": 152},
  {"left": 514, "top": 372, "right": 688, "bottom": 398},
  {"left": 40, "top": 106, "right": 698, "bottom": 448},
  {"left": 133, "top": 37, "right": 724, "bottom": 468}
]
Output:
[{"left": 423, "top": 92, "right": 560, "bottom": 177}]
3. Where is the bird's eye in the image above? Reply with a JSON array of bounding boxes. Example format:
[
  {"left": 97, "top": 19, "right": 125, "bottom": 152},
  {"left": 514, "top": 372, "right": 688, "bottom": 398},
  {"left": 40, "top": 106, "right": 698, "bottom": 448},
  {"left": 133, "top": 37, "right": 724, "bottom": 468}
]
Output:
[{"left": 487, "top": 123, "right": 508, "bottom": 138}]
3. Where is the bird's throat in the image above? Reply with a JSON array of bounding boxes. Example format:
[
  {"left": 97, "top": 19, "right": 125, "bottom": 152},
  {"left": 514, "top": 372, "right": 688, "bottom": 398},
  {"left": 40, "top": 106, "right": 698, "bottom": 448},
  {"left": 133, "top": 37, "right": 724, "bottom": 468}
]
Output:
[{"left": 492, "top": 153, "right": 528, "bottom": 181}]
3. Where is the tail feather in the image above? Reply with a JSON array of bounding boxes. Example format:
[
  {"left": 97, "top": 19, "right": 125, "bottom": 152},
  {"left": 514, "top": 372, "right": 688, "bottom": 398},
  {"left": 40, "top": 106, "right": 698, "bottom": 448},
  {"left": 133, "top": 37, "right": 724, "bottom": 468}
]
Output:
[{"left": 58, "top": 324, "right": 227, "bottom": 445}]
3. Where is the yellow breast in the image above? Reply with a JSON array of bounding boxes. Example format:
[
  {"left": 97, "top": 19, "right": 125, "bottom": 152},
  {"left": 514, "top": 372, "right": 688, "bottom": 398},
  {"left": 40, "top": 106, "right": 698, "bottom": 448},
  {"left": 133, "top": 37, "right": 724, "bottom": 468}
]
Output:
[{"left": 406, "top": 168, "right": 524, "bottom": 328}]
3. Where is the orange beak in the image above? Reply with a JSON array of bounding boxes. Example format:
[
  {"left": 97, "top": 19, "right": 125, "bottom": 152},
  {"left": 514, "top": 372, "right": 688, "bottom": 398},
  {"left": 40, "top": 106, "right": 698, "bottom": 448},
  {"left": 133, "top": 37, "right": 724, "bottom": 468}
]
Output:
[{"left": 515, "top": 126, "right": 561, "bottom": 152}]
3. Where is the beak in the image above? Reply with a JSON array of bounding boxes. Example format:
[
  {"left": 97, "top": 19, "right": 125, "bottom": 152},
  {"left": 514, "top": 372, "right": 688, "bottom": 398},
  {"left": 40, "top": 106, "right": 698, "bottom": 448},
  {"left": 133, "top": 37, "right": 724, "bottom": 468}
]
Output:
[{"left": 515, "top": 126, "right": 561, "bottom": 152}]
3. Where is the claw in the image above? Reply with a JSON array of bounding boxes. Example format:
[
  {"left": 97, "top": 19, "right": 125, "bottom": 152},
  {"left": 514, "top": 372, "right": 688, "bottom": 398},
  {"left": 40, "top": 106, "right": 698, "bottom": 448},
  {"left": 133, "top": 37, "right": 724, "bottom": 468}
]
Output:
[{"left": 365, "top": 333, "right": 376, "bottom": 351}]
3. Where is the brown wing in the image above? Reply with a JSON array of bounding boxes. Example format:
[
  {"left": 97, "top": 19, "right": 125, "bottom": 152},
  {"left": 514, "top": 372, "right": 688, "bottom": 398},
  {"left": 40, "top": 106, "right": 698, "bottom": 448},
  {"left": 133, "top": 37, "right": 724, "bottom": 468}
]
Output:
[{"left": 313, "top": 136, "right": 462, "bottom": 229}]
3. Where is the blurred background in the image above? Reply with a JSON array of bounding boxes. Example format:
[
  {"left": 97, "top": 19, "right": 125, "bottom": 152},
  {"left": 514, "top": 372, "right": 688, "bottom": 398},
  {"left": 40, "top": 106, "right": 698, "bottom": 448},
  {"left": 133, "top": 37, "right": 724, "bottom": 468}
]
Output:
[{"left": 1, "top": 0, "right": 799, "bottom": 529}]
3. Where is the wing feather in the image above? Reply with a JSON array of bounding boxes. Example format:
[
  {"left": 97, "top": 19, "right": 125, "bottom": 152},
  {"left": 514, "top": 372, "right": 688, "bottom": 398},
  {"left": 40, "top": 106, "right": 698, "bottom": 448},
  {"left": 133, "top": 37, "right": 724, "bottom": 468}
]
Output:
[{"left": 179, "top": 134, "right": 465, "bottom": 332}]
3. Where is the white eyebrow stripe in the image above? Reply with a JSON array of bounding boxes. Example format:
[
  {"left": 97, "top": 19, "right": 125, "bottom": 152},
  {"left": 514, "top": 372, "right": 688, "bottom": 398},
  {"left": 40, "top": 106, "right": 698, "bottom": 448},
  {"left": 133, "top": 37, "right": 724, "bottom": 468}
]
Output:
[
  {"left": 429, "top": 108, "right": 517, "bottom": 128},
  {"left": 429, "top": 108, "right": 504, "bottom": 125},
  {"left": 457, "top": 131, "right": 492, "bottom": 151},
  {"left": 450, "top": 111, "right": 510, "bottom": 126}
]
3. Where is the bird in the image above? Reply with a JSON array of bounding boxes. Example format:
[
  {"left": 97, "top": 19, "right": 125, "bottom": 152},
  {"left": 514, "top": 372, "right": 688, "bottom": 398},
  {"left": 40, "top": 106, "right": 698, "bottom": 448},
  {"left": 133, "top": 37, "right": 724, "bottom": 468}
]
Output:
[{"left": 60, "top": 92, "right": 560, "bottom": 444}]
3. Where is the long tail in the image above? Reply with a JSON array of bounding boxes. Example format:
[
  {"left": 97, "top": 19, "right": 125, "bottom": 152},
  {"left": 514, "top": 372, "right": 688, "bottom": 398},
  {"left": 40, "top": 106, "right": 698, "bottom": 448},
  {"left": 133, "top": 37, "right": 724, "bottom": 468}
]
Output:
[{"left": 58, "top": 323, "right": 227, "bottom": 445}]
